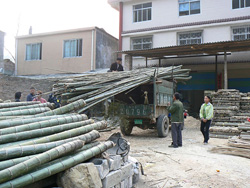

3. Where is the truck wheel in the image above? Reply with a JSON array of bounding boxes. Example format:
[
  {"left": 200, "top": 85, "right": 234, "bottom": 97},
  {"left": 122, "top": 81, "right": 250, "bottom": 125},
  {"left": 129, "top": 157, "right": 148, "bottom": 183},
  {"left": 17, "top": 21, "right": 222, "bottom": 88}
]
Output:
[
  {"left": 120, "top": 123, "right": 133, "bottom": 136},
  {"left": 157, "top": 115, "right": 169, "bottom": 138}
]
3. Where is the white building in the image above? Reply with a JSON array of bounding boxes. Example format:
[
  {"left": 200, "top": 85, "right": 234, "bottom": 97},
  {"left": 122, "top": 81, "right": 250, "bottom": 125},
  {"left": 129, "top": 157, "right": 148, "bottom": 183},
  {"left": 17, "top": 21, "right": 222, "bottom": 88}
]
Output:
[{"left": 108, "top": 0, "right": 250, "bottom": 115}]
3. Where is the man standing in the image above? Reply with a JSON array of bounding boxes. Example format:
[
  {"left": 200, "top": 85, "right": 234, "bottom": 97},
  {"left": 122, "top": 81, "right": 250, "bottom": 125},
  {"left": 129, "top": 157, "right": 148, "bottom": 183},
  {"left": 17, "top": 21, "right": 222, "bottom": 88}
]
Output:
[
  {"left": 167, "top": 93, "right": 184, "bottom": 148},
  {"left": 110, "top": 58, "right": 124, "bottom": 72},
  {"left": 27, "top": 87, "right": 36, "bottom": 101}
]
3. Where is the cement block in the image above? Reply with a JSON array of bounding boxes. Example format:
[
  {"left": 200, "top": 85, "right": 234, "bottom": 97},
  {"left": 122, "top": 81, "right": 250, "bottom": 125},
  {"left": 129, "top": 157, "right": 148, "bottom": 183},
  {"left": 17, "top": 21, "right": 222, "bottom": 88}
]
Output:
[
  {"left": 108, "top": 155, "right": 122, "bottom": 171},
  {"left": 102, "top": 170, "right": 122, "bottom": 188},
  {"left": 121, "top": 163, "right": 133, "bottom": 180},
  {"left": 90, "top": 158, "right": 109, "bottom": 179}
]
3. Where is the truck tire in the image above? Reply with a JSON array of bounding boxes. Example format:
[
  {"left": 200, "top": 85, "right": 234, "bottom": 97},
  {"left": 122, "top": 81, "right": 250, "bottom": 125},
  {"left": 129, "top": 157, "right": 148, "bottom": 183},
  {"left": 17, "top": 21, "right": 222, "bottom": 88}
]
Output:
[
  {"left": 157, "top": 115, "right": 169, "bottom": 138},
  {"left": 120, "top": 123, "right": 133, "bottom": 136}
]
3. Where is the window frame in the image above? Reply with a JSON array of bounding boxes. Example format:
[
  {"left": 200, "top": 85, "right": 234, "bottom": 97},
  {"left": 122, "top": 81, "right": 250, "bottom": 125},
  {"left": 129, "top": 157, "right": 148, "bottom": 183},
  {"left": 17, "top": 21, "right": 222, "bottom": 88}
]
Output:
[
  {"left": 133, "top": 2, "right": 152, "bottom": 23},
  {"left": 63, "top": 38, "right": 83, "bottom": 58},
  {"left": 25, "top": 43, "right": 42, "bottom": 61},
  {"left": 178, "top": 0, "right": 201, "bottom": 16},
  {"left": 177, "top": 31, "right": 203, "bottom": 46},
  {"left": 232, "top": 0, "right": 250, "bottom": 9},
  {"left": 231, "top": 25, "right": 250, "bottom": 41},
  {"left": 131, "top": 36, "right": 153, "bottom": 50}
]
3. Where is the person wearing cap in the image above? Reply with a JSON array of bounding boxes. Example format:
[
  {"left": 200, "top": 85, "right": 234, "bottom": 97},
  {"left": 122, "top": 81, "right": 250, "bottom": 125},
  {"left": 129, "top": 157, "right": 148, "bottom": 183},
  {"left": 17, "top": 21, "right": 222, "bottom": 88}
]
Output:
[
  {"left": 110, "top": 57, "right": 124, "bottom": 72},
  {"left": 199, "top": 95, "right": 214, "bottom": 145},
  {"left": 26, "top": 87, "right": 36, "bottom": 101}
]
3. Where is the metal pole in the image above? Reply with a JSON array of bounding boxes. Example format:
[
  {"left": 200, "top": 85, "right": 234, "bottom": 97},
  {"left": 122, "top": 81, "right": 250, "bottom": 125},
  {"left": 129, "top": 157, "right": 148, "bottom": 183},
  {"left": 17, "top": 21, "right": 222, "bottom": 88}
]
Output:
[
  {"left": 146, "top": 57, "right": 148, "bottom": 68},
  {"left": 215, "top": 55, "right": 218, "bottom": 91},
  {"left": 224, "top": 52, "right": 228, "bottom": 89},
  {"left": 159, "top": 59, "right": 161, "bottom": 67}
]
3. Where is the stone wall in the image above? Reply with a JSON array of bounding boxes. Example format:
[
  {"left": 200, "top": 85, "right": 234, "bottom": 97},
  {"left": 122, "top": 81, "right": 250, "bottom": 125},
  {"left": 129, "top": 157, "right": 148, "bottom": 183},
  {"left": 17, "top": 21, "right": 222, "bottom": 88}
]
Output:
[{"left": 0, "top": 59, "right": 15, "bottom": 75}]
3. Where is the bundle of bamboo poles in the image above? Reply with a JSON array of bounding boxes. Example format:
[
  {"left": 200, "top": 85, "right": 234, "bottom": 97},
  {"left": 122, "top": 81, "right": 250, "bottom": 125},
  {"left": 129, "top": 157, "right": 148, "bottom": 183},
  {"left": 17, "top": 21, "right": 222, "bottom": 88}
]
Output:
[
  {"left": 0, "top": 99, "right": 115, "bottom": 187},
  {"left": 52, "top": 66, "right": 191, "bottom": 113}
]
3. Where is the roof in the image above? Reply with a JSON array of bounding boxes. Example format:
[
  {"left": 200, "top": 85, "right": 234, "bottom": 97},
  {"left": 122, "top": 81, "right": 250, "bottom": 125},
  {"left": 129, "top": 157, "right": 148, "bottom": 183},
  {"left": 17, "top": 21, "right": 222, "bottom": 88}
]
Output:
[
  {"left": 119, "top": 39, "right": 250, "bottom": 58},
  {"left": 16, "top": 27, "right": 118, "bottom": 40}
]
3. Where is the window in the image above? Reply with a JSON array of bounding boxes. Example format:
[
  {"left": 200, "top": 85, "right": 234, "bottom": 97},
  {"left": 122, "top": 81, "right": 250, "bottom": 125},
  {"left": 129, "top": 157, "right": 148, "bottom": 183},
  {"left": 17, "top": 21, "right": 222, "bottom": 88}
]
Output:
[
  {"left": 178, "top": 31, "right": 202, "bottom": 45},
  {"left": 131, "top": 37, "right": 152, "bottom": 50},
  {"left": 179, "top": 0, "right": 200, "bottom": 16},
  {"left": 232, "top": 0, "right": 250, "bottom": 9},
  {"left": 232, "top": 26, "right": 250, "bottom": 41},
  {"left": 133, "top": 2, "right": 152, "bottom": 22},
  {"left": 26, "top": 43, "right": 42, "bottom": 61},
  {"left": 63, "top": 39, "right": 82, "bottom": 58}
]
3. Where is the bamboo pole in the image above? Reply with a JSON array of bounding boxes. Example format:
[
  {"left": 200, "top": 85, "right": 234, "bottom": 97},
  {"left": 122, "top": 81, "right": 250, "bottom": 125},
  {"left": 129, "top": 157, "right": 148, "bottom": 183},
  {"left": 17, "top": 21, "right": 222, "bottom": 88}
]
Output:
[
  {"left": 0, "top": 119, "right": 95, "bottom": 144},
  {"left": 0, "top": 141, "right": 114, "bottom": 188},
  {"left": 0, "top": 140, "right": 84, "bottom": 184},
  {"left": 0, "top": 107, "right": 51, "bottom": 117},
  {"left": 0, "top": 114, "right": 88, "bottom": 135},
  {"left": 0, "top": 102, "right": 41, "bottom": 109},
  {"left": 0, "top": 142, "right": 100, "bottom": 171},
  {"left": 0, "top": 103, "right": 55, "bottom": 113},
  {"left": 0, "top": 130, "right": 100, "bottom": 160},
  {"left": 33, "top": 99, "right": 86, "bottom": 117},
  {"left": 0, "top": 114, "right": 85, "bottom": 129},
  {"left": 19, "top": 121, "right": 107, "bottom": 146}
]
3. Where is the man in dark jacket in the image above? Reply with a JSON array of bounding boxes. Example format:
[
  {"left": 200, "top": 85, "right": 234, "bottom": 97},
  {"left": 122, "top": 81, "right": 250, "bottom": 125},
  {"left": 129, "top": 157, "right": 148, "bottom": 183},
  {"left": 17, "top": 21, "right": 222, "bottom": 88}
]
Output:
[
  {"left": 167, "top": 92, "right": 184, "bottom": 148},
  {"left": 26, "top": 87, "right": 36, "bottom": 101},
  {"left": 110, "top": 58, "right": 124, "bottom": 72}
]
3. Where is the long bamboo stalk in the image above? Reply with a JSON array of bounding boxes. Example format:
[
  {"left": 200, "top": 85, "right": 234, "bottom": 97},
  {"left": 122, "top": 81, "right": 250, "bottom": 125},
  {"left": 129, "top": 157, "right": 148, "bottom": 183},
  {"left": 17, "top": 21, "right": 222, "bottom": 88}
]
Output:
[
  {"left": 0, "top": 103, "right": 55, "bottom": 113},
  {"left": 0, "top": 130, "right": 100, "bottom": 150},
  {"left": 0, "top": 142, "right": 100, "bottom": 171},
  {"left": 0, "top": 141, "right": 114, "bottom": 188},
  {"left": 0, "top": 119, "right": 95, "bottom": 144},
  {"left": 33, "top": 99, "right": 86, "bottom": 117},
  {"left": 0, "top": 114, "right": 88, "bottom": 135},
  {"left": 0, "top": 102, "right": 41, "bottom": 109},
  {"left": 0, "top": 130, "right": 100, "bottom": 160},
  {"left": 0, "top": 107, "right": 51, "bottom": 117},
  {"left": 19, "top": 121, "right": 107, "bottom": 146},
  {"left": 0, "top": 114, "right": 78, "bottom": 129},
  {"left": 0, "top": 140, "right": 84, "bottom": 184}
]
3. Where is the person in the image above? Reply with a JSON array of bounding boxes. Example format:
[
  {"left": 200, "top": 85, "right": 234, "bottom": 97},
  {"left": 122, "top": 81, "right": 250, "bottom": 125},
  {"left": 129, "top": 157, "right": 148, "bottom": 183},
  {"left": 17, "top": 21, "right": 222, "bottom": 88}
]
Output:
[
  {"left": 110, "top": 57, "right": 124, "bottom": 72},
  {"left": 33, "top": 90, "right": 47, "bottom": 103},
  {"left": 27, "top": 87, "right": 36, "bottom": 101},
  {"left": 48, "top": 93, "right": 61, "bottom": 108},
  {"left": 15, "top": 92, "right": 22, "bottom": 102},
  {"left": 167, "top": 92, "right": 184, "bottom": 148},
  {"left": 199, "top": 96, "right": 214, "bottom": 145}
]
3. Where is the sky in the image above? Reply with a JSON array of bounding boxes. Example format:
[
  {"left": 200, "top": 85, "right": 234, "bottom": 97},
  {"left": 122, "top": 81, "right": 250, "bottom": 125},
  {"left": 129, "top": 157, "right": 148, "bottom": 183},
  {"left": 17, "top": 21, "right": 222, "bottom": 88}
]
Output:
[{"left": 0, "top": 0, "right": 119, "bottom": 61}]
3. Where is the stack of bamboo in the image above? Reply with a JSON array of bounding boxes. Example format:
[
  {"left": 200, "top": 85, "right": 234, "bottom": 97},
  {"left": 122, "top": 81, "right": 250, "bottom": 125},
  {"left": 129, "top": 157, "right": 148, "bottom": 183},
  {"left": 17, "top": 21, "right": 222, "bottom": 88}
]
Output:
[
  {"left": 211, "top": 89, "right": 242, "bottom": 138},
  {"left": 52, "top": 66, "right": 191, "bottom": 113},
  {"left": 0, "top": 100, "right": 115, "bottom": 188},
  {"left": 240, "top": 93, "right": 250, "bottom": 112},
  {"left": 211, "top": 121, "right": 250, "bottom": 159}
]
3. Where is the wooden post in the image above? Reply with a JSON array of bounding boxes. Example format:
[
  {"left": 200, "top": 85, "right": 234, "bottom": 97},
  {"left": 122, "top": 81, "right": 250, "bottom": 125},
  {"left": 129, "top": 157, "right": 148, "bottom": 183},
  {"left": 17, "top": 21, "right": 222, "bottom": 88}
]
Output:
[
  {"left": 146, "top": 57, "right": 148, "bottom": 68},
  {"left": 224, "top": 52, "right": 228, "bottom": 89},
  {"left": 159, "top": 59, "right": 161, "bottom": 67},
  {"left": 215, "top": 55, "right": 218, "bottom": 91}
]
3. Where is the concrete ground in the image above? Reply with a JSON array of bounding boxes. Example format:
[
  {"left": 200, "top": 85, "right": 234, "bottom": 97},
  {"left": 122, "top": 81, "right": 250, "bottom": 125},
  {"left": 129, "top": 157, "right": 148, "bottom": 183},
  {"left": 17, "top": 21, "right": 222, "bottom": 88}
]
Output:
[{"left": 100, "top": 117, "right": 250, "bottom": 188}]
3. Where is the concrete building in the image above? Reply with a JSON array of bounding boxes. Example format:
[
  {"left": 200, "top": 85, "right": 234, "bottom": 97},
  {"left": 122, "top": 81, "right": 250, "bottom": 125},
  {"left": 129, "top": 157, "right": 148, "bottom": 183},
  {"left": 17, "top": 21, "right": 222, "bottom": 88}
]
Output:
[
  {"left": 16, "top": 27, "right": 118, "bottom": 75},
  {"left": 0, "top": 31, "right": 4, "bottom": 62},
  {"left": 108, "top": 0, "right": 250, "bottom": 115}
]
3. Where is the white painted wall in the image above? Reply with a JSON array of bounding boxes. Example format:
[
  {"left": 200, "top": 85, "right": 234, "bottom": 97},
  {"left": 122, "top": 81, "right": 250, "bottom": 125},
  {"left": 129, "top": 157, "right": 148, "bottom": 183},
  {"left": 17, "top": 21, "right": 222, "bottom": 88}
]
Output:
[{"left": 122, "top": 0, "right": 250, "bottom": 32}]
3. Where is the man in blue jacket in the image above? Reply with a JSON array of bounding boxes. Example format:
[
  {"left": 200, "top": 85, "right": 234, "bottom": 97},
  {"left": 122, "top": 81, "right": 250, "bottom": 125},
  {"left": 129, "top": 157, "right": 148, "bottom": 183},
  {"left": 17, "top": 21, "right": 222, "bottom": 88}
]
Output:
[{"left": 26, "top": 87, "right": 36, "bottom": 101}]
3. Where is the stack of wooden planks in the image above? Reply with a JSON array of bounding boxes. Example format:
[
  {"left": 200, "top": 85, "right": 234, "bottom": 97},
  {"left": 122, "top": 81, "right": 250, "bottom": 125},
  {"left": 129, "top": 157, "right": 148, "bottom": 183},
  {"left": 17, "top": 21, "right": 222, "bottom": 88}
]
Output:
[{"left": 210, "top": 121, "right": 250, "bottom": 159}]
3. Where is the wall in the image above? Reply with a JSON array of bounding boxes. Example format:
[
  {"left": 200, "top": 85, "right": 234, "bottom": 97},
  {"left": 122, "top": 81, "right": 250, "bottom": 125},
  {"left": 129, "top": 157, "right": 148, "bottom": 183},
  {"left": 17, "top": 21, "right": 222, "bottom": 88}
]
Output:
[
  {"left": 0, "top": 59, "right": 15, "bottom": 75},
  {"left": 122, "top": 0, "right": 250, "bottom": 32},
  {"left": 17, "top": 30, "right": 94, "bottom": 75},
  {"left": 0, "top": 31, "right": 4, "bottom": 62},
  {"left": 95, "top": 29, "right": 119, "bottom": 69}
]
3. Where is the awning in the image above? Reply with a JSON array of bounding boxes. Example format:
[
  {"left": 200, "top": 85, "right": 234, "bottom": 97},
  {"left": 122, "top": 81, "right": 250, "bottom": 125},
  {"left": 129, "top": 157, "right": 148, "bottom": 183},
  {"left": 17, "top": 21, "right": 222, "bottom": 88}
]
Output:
[{"left": 119, "top": 39, "right": 250, "bottom": 58}]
